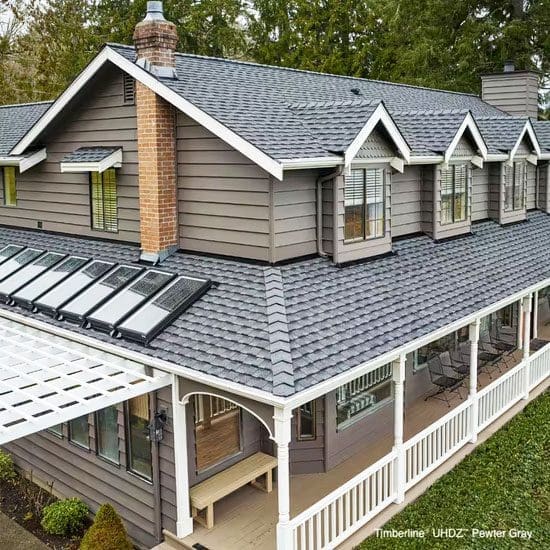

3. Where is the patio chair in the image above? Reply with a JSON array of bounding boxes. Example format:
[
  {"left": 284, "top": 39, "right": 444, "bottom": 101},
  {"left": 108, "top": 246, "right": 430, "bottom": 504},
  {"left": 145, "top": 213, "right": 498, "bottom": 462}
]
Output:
[
  {"left": 439, "top": 350, "right": 469, "bottom": 378},
  {"left": 424, "top": 356, "right": 465, "bottom": 407}
]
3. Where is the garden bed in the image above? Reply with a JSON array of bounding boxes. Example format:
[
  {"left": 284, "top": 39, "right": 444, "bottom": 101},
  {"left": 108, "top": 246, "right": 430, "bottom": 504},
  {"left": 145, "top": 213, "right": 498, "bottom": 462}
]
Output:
[
  {"left": 0, "top": 472, "right": 87, "bottom": 549},
  {"left": 359, "top": 390, "right": 550, "bottom": 549}
]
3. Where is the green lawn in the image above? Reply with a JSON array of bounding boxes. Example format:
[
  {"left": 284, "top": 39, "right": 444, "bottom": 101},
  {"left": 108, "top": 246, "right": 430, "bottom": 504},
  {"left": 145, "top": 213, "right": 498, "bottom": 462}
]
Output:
[{"left": 359, "top": 391, "right": 550, "bottom": 549}]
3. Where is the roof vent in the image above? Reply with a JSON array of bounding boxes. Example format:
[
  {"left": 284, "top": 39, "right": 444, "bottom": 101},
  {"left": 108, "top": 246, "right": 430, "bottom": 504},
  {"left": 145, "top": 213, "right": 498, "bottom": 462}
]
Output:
[
  {"left": 350, "top": 88, "right": 362, "bottom": 96},
  {"left": 503, "top": 60, "right": 515, "bottom": 73}
]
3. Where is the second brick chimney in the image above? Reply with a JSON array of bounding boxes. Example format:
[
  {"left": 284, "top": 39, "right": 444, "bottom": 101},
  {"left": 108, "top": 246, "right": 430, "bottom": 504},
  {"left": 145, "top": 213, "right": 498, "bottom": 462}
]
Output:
[{"left": 134, "top": 2, "right": 179, "bottom": 263}]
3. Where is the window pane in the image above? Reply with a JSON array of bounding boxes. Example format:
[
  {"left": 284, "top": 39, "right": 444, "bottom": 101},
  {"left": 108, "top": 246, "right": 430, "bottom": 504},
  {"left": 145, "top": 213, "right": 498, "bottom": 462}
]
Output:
[
  {"left": 96, "top": 405, "right": 119, "bottom": 464},
  {"left": 336, "top": 364, "right": 393, "bottom": 428},
  {"left": 504, "top": 165, "right": 514, "bottom": 212},
  {"left": 47, "top": 424, "right": 63, "bottom": 437},
  {"left": 344, "top": 169, "right": 365, "bottom": 240},
  {"left": 91, "top": 172, "right": 105, "bottom": 230},
  {"left": 127, "top": 395, "right": 152, "bottom": 480},
  {"left": 453, "top": 165, "right": 467, "bottom": 222},
  {"left": 194, "top": 396, "right": 241, "bottom": 471},
  {"left": 440, "top": 168, "right": 454, "bottom": 224},
  {"left": 297, "top": 401, "right": 316, "bottom": 440},
  {"left": 365, "top": 168, "right": 384, "bottom": 238},
  {"left": 3, "top": 167, "right": 17, "bottom": 207},
  {"left": 103, "top": 169, "right": 118, "bottom": 232},
  {"left": 69, "top": 415, "right": 89, "bottom": 448}
]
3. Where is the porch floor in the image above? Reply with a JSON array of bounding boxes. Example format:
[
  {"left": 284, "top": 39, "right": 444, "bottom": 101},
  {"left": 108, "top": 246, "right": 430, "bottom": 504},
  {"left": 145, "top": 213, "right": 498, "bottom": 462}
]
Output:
[{"left": 178, "top": 328, "right": 550, "bottom": 550}]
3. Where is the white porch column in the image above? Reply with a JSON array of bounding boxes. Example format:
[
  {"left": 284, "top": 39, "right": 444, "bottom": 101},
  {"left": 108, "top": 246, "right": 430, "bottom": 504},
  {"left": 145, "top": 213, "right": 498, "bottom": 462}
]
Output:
[
  {"left": 522, "top": 294, "right": 532, "bottom": 400},
  {"left": 274, "top": 406, "right": 293, "bottom": 550},
  {"left": 518, "top": 299, "right": 524, "bottom": 350},
  {"left": 469, "top": 318, "right": 480, "bottom": 443},
  {"left": 392, "top": 354, "right": 406, "bottom": 503},
  {"left": 171, "top": 374, "right": 194, "bottom": 538},
  {"left": 533, "top": 291, "right": 539, "bottom": 339}
]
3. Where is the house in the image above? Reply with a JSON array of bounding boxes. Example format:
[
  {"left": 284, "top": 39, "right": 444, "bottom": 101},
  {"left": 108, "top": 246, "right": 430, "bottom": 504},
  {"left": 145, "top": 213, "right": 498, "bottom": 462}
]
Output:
[{"left": 0, "top": 2, "right": 549, "bottom": 549}]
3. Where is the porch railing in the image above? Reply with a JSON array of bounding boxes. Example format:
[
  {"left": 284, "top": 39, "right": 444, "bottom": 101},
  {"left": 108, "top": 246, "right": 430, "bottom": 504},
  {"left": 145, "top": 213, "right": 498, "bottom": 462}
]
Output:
[
  {"left": 288, "top": 451, "right": 397, "bottom": 550},
  {"left": 283, "top": 343, "right": 550, "bottom": 550}
]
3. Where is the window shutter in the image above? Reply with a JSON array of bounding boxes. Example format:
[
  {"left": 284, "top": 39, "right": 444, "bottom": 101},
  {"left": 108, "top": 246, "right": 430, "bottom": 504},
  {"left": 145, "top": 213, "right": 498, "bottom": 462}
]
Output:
[
  {"left": 103, "top": 169, "right": 118, "bottom": 232},
  {"left": 90, "top": 172, "right": 105, "bottom": 230}
]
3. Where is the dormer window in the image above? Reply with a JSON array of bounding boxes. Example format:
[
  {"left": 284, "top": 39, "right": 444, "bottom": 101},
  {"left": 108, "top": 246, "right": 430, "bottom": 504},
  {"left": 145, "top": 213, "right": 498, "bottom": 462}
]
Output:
[
  {"left": 441, "top": 165, "right": 467, "bottom": 225},
  {"left": 504, "top": 161, "right": 526, "bottom": 212},
  {"left": 344, "top": 168, "right": 385, "bottom": 241}
]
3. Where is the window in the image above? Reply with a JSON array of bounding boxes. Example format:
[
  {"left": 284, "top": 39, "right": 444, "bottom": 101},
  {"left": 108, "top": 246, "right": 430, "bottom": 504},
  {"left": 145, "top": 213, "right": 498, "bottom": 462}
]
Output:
[
  {"left": 2, "top": 166, "right": 17, "bottom": 207},
  {"left": 126, "top": 395, "right": 152, "bottom": 480},
  {"left": 193, "top": 395, "right": 241, "bottom": 472},
  {"left": 336, "top": 364, "right": 393, "bottom": 429},
  {"left": 69, "top": 415, "right": 89, "bottom": 448},
  {"left": 296, "top": 401, "right": 316, "bottom": 441},
  {"left": 47, "top": 424, "right": 63, "bottom": 438},
  {"left": 504, "top": 161, "right": 526, "bottom": 212},
  {"left": 441, "top": 165, "right": 468, "bottom": 225},
  {"left": 96, "top": 405, "right": 120, "bottom": 464},
  {"left": 344, "top": 168, "right": 385, "bottom": 241},
  {"left": 123, "top": 73, "right": 135, "bottom": 104},
  {"left": 90, "top": 169, "right": 118, "bottom": 232}
]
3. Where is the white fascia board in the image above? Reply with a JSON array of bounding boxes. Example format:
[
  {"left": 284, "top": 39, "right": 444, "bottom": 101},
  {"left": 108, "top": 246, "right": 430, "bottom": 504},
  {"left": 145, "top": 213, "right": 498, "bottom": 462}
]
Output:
[
  {"left": 527, "top": 153, "right": 538, "bottom": 166},
  {"left": 281, "top": 157, "right": 343, "bottom": 170},
  {"left": 12, "top": 47, "right": 284, "bottom": 181},
  {"left": 390, "top": 157, "right": 405, "bottom": 173},
  {"left": 539, "top": 152, "right": 550, "bottom": 161},
  {"left": 344, "top": 103, "right": 411, "bottom": 166},
  {"left": 408, "top": 155, "right": 444, "bottom": 165},
  {"left": 60, "top": 148, "right": 123, "bottom": 173},
  {"left": 285, "top": 275, "right": 550, "bottom": 409},
  {"left": 0, "top": 148, "right": 47, "bottom": 173},
  {"left": 510, "top": 120, "right": 542, "bottom": 161},
  {"left": 471, "top": 155, "right": 484, "bottom": 169},
  {"left": 0, "top": 307, "right": 287, "bottom": 407},
  {"left": 486, "top": 153, "right": 508, "bottom": 162},
  {"left": 444, "top": 112, "right": 488, "bottom": 163}
]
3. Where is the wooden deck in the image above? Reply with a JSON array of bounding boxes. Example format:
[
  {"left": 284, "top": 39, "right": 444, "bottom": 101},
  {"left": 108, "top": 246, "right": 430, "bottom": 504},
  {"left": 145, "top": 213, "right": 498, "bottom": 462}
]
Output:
[{"left": 178, "top": 328, "right": 550, "bottom": 550}]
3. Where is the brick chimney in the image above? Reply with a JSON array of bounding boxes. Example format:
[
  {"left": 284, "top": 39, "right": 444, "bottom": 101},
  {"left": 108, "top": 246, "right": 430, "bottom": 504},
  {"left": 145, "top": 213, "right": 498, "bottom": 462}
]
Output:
[
  {"left": 481, "top": 61, "right": 539, "bottom": 118},
  {"left": 134, "top": 1, "right": 178, "bottom": 263}
]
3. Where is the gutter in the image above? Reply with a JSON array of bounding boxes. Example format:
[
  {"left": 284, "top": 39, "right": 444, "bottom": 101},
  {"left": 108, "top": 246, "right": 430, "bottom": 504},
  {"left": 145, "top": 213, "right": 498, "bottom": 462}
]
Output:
[{"left": 316, "top": 166, "right": 344, "bottom": 257}]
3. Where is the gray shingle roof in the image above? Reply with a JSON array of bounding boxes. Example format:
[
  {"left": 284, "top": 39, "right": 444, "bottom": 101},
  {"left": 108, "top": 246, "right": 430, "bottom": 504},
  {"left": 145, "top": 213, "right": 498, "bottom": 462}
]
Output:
[
  {"left": 476, "top": 117, "right": 528, "bottom": 154},
  {"left": 61, "top": 146, "right": 121, "bottom": 163},
  {"left": 109, "top": 44, "right": 506, "bottom": 161},
  {"left": 533, "top": 120, "right": 550, "bottom": 153},
  {"left": 392, "top": 110, "right": 469, "bottom": 155},
  {"left": 0, "top": 102, "right": 52, "bottom": 156},
  {"left": 1, "top": 212, "right": 549, "bottom": 397}
]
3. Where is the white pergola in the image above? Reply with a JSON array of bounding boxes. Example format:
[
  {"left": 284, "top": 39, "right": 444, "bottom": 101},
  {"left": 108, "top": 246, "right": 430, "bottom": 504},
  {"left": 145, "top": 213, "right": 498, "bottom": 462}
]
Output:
[{"left": 0, "top": 316, "right": 171, "bottom": 445}]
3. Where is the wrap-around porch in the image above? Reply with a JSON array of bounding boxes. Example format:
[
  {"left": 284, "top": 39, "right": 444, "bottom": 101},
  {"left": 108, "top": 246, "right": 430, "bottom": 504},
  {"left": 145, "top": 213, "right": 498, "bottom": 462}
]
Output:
[{"left": 171, "top": 291, "right": 550, "bottom": 550}]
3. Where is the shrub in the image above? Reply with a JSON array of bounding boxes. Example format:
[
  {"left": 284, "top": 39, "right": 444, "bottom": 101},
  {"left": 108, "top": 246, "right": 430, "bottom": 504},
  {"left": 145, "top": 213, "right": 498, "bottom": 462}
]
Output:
[
  {"left": 80, "top": 503, "right": 132, "bottom": 550},
  {"left": 41, "top": 497, "right": 89, "bottom": 536},
  {"left": 0, "top": 450, "right": 16, "bottom": 483}
]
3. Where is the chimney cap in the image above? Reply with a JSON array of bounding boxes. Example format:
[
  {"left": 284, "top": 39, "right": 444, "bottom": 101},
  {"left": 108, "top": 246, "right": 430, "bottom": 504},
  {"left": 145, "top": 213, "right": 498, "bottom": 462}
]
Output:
[
  {"left": 503, "top": 60, "right": 515, "bottom": 73},
  {"left": 144, "top": 1, "right": 167, "bottom": 22}
]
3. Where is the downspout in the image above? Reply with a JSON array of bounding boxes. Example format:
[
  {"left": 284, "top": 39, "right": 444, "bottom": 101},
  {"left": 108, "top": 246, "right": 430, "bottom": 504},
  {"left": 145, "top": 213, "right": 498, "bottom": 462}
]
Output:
[{"left": 316, "top": 166, "right": 343, "bottom": 257}]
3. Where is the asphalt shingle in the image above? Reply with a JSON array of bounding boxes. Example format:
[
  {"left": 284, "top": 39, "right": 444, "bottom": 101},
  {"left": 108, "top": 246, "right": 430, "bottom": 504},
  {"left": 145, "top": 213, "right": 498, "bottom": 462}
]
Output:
[
  {"left": 1, "top": 213, "right": 549, "bottom": 397},
  {"left": 61, "top": 146, "right": 121, "bottom": 163}
]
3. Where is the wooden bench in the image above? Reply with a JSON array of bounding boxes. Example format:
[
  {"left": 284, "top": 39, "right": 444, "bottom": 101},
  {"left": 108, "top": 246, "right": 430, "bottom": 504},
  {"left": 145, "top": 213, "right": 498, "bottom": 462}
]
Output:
[{"left": 190, "top": 452, "right": 278, "bottom": 529}]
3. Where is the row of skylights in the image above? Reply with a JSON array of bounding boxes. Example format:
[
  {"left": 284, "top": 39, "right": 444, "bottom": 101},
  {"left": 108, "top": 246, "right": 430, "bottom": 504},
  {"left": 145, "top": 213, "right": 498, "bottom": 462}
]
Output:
[{"left": 0, "top": 245, "right": 211, "bottom": 345}]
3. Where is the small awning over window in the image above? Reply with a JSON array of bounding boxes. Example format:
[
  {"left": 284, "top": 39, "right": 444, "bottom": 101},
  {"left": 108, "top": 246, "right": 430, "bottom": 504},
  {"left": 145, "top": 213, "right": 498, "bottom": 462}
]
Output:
[
  {"left": 0, "top": 148, "right": 47, "bottom": 173},
  {"left": 0, "top": 315, "right": 171, "bottom": 445},
  {"left": 60, "top": 147, "right": 122, "bottom": 173}
]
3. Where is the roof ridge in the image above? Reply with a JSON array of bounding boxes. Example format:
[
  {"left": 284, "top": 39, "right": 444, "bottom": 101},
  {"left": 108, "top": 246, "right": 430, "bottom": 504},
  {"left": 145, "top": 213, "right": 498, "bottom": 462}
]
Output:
[
  {"left": 106, "top": 42, "right": 484, "bottom": 100},
  {"left": 288, "top": 98, "right": 379, "bottom": 110},
  {"left": 0, "top": 100, "right": 53, "bottom": 109},
  {"left": 263, "top": 267, "right": 294, "bottom": 397},
  {"left": 392, "top": 108, "right": 469, "bottom": 116}
]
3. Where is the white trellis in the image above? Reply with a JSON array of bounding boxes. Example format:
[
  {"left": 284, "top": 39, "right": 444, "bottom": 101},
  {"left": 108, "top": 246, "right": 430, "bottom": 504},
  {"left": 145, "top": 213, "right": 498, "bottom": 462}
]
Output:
[{"left": 0, "top": 316, "right": 171, "bottom": 445}]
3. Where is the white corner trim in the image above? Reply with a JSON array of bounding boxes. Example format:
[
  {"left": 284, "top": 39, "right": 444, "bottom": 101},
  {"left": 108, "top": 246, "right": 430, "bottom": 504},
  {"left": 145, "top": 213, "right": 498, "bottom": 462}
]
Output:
[
  {"left": 60, "top": 148, "right": 123, "bottom": 173},
  {"left": 510, "top": 120, "right": 542, "bottom": 161},
  {"left": 0, "top": 148, "right": 47, "bottom": 173},
  {"left": 471, "top": 155, "right": 484, "bottom": 169},
  {"left": 445, "top": 112, "right": 488, "bottom": 163},
  {"left": 344, "top": 103, "right": 411, "bottom": 166},
  {"left": 390, "top": 157, "right": 405, "bottom": 173},
  {"left": 11, "top": 46, "right": 284, "bottom": 181}
]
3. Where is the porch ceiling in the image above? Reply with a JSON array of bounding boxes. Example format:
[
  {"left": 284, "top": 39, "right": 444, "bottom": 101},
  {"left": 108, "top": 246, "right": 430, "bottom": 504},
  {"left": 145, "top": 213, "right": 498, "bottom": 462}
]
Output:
[{"left": 0, "top": 316, "right": 171, "bottom": 445}]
